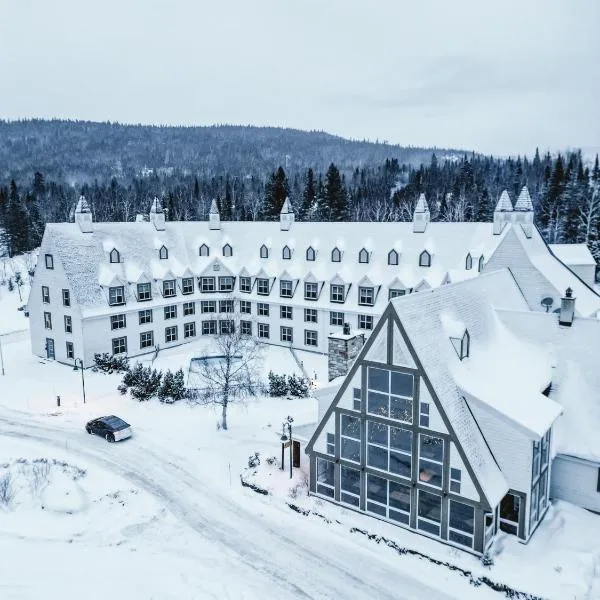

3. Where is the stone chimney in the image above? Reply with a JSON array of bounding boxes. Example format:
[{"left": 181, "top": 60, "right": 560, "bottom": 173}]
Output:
[
  {"left": 209, "top": 199, "right": 220, "bottom": 230},
  {"left": 74, "top": 196, "right": 93, "bottom": 233},
  {"left": 150, "top": 197, "right": 166, "bottom": 231},
  {"left": 412, "top": 193, "right": 430, "bottom": 233},
  {"left": 513, "top": 186, "right": 534, "bottom": 239},
  {"left": 328, "top": 325, "right": 365, "bottom": 381},
  {"left": 280, "top": 197, "right": 294, "bottom": 231},
  {"left": 493, "top": 190, "right": 513, "bottom": 235},
  {"left": 558, "top": 287, "right": 576, "bottom": 327}
]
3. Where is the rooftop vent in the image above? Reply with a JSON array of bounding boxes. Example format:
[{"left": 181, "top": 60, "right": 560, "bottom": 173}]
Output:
[{"left": 558, "top": 287, "right": 575, "bottom": 327}]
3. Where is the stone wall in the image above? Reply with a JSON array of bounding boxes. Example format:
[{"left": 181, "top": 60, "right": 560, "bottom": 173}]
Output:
[{"left": 328, "top": 334, "right": 365, "bottom": 381}]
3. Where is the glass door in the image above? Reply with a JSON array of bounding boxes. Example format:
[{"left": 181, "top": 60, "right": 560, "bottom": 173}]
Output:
[{"left": 499, "top": 493, "right": 520, "bottom": 536}]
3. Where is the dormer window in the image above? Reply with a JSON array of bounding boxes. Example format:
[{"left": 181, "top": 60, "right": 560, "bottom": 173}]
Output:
[
  {"left": 199, "top": 244, "right": 210, "bottom": 257},
  {"left": 306, "top": 247, "right": 316, "bottom": 261},
  {"left": 109, "top": 248, "right": 120, "bottom": 264},
  {"left": 465, "top": 254, "right": 472, "bottom": 270},
  {"left": 478, "top": 256, "right": 484, "bottom": 272},
  {"left": 331, "top": 247, "right": 341, "bottom": 263},
  {"left": 419, "top": 250, "right": 431, "bottom": 267},
  {"left": 260, "top": 244, "right": 269, "bottom": 259},
  {"left": 159, "top": 245, "right": 168, "bottom": 260},
  {"left": 358, "top": 248, "right": 369, "bottom": 264},
  {"left": 223, "top": 243, "right": 233, "bottom": 257},
  {"left": 282, "top": 246, "right": 292, "bottom": 260},
  {"left": 450, "top": 330, "right": 470, "bottom": 360},
  {"left": 388, "top": 250, "right": 399, "bottom": 266}
]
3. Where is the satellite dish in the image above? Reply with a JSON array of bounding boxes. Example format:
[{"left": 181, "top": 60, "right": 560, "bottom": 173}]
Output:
[{"left": 541, "top": 297, "right": 554, "bottom": 312}]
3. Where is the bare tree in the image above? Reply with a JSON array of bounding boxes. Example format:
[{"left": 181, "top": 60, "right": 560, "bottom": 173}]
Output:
[
  {"left": 192, "top": 317, "right": 264, "bottom": 430},
  {"left": 578, "top": 186, "right": 600, "bottom": 245}
]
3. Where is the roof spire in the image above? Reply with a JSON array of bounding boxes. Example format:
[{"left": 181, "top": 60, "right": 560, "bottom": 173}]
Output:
[
  {"left": 74, "top": 195, "right": 93, "bottom": 232},
  {"left": 150, "top": 197, "right": 162, "bottom": 214},
  {"left": 514, "top": 186, "right": 533, "bottom": 211},
  {"left": 414, "top": 193, "right": 429, "bottom": 214},
  {"left": 495, "top": 190, "right": 513, "bottom": 212},
  {"left": 413, "top": 193, "right": 430, "bottom": 233},
  {"left": 280, "top": 196, "right": 294, "bottom": 231},
  {"left": 209, "top": 198, "right": 221, "bottom": 230},
  {"left": 209, "top": 199, "right": 220, "bottom": 215},
  {"left": 75, "top": 195, "right": 91, "bottom": 213},
  {"left": 280, "top": 197, "right": 292, "bottom": 214},
  {"left": 149, "top": 197, "right": 165, "bottom": 231}
]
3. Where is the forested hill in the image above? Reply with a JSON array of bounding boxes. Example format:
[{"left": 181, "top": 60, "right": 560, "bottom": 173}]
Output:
[{"left": 0, "top": 120, "right": 458, "bottom": 183}]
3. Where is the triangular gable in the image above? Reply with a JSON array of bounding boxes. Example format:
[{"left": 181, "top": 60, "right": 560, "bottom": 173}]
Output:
[
  {"left": 364, "top": 323, "right": 388, "bottom": 363},
  {"left": 388, "top": 276, "right": 406, "bottom": 290},
  {"left": 391, "top": 320, "right": 417, "bottom": 369},
  {"left": 199, "top": 259, "right": 235, "bottom": 278},
  {"left": 330, "top": 273, "right": 347, "bottom": 285},
  {"left": 358, "top": 274, "right": 376, "bottom": 287},
  {"left": 304, "top": 271, "right": 318, "bottom": 283},
  {"left": 279, "top": 269, "right": 299, "bottom": 282}
]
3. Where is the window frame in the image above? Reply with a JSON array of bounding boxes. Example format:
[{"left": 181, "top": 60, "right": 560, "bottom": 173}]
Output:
[
  {"left": 358, "top": 314, "right": 373, "bottom": 330},
  {"left": 282, "top": 246, "right": 292, "bottom": 260},
  {"left": 389, "top": 289, "right": 405, "bottom": 300},
  {"left": 109, "top": 248, "right": 120, "bottom": 264},
  {"left": 330, "top": 283, "right": 345, "bottom": 303},
  {"left": 199, "top": 244, "right": 210, "bottom": 257},
  {"left": 280, "top": 325, "right": 293, "bottom": 343},
  {"left": 465, "top": 254, "right": 473, "bottom": 270},
  {"left": 137, "top": 282, "right": 152, "bottom": 301},
  {"left": 304, "top": 308, "right": 317, "bottom": 323},
  {"left": 257, "top": 302, "right": 270, "bottom": 317},
  {"left": 256, "top": 278, "right": 270, "bottom": 296},
  {"left": 304, "top": 329, "right": 318, "bottom": 347},
  {"left": 62, "top": 289, "right": 71, "bottom": 307},
  {"left": 140, "top": 330, "right": 154, "bottom": 349},
  {"left": 108, "top": 286, "right": 125, "bottom": 306},
  {"left": 202, "top": 320, "right": 217, "bottom": 335},
  {"left": 239, "top": 276, "right": 251, "bottom": 293},
  {"left": 219, "top": 299, "right": 234, "bottom": 313},
  {"left": 222, "top": 243, "right": 233, "bottom": 257},
  {"left": 138, "top": 309, "right": 153, "bottom": 325},
  {"left": 65, "top": 341, "right": 74, "bottom": 360},
  {"left": 280, "top": 305, "right": 293, "bottom": 320},
  {"left": 240, "top": 320, "right": 252, "bottom": 336},
  {"left": 257, "top": 323, "right": 270, "bottom": 339},
  {"left": 159, "top": 245, "right": 168, "bottom": 260},
  {"left": 259, "top": 244, "right": 269, "bottom": 259},
  {"left": 41, "top": 285, "right": 50, "bottom": 304},
  {"left": 419, "top": 250, "right": 431, "bottom": 267},
  {"left": 218, "top": 276, "right": 234, "bottom": 292},
  {"left": 45, "top": 254, "right": 54, "bottom": 269},
  {"left": 201, "top": 300, "right": 216, "bottom": 313},
  {"left": 64, "top": 315, "right": 72, "bottom": 333},
  {"left": 44, "top": 311, "right": 52, "bottom": 330},
  {"left": 184, "top": 321, "right": 196, "bottom": 339},
  {"left": 200, "top": 277, "right": 216, "bottom": 293},
  {"left": 182, "top": 277, "right": 195, "bottom": 295},
  {"left": 183, "top": 301, "right": 196, "bottom": 316},
  {"left": 388, "top": 249, "right": 399, "bottom": 266},
  {"left": 164, "top": 305, "right": 177, "bottom": 320},
  {"left": 165, "top": 325, "right": 178, "bottom": 343},
  {"left": 358, "top": 248, "right": 369, "bottom": 264},
  {"left": 358, "top": 286, "right": 374, "bottom": 306},
  {"left": 331, "top": 248, "right": 341, "bottom": 263},
  {"left": 110, "top": 313, "right": 126, "bottom": 330},
  {"left": 163, "top": 279, "right": 176, "bottom": 298},
  {"left": 306, "top": 247, "right": 316, "bottom": 261},
  {"left": 280, "top": 279, "right": 293, "bottom": 298},
  {"left": 330, "top": 311, "right": 344, "bottom": 326},
  {"left": 304, "top": 281, "right": 318, "bottom": 301},
  {"left": 240, "top": 300, "right": 252, "bottom": 314},
  {"left": 112, "top": 336, "right": 127, "bottom": 355}
]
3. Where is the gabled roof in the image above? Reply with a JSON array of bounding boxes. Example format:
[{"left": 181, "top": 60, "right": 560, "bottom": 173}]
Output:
[{"left": 549, "top": 243, "right": 597, "bottom": 267}]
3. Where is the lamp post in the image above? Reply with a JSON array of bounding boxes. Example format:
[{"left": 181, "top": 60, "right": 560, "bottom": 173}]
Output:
[
  {"left": 280, "top": 415, "right": 294, "bottom": 479},
  {"left": 73, "top": 358, "right": 86, "bottom": 404}
]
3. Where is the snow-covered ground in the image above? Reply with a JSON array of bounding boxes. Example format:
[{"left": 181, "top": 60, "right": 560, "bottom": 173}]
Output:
[
  {"left": 1, "top": 254, "right": 599, "bottom": 599},
  {"left": 0, "top": 252, "right": 35, "bottom": 335}
]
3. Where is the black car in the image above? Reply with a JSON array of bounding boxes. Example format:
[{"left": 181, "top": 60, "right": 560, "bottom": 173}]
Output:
[{"left": 85, "top": 415, "right": 132, "bottom": 442}]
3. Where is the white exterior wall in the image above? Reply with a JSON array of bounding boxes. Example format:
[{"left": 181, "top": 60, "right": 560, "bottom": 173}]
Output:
[{"left": 551, "top": 454, "right": 600, "bottom": 513}]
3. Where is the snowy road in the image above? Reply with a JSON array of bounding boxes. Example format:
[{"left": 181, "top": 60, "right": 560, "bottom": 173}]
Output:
[{"left": 0, "top": 407, "right": 486, "bottom": 600}]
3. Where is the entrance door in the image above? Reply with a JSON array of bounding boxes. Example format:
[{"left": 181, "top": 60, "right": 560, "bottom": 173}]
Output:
[
  {"left": 292, "top": 440, "right": 301, "bottom": 468},
  {"left": 499, "top": 493, "right": 521, "bottom": 536},
  {"left": 45, "top": 338, "right": 55, "bottom": 360}
]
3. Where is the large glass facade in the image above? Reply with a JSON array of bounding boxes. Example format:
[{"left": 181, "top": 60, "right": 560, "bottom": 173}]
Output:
[
  {"left": 367, "top": 421, "right": 412, "bottom": 479},
  {"left": 366, "top": 367, "right": 413, "bottom": 423},
  {"left": 340, "top": 414, "right": 361, "bottom": 463},
  {"left": 366, "top": 474, "right": 411, "bottom": 525}
]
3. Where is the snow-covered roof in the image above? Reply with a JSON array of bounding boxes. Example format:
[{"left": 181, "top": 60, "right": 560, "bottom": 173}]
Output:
[
  {"left": 549, "top": 244, "right": 597, "bottom": 267},
  {"left": 495, "top": 190, "right": 513, "bottom": 212},
  {"left": 514, "top": 186, "right": 533, "bottom": 212}
]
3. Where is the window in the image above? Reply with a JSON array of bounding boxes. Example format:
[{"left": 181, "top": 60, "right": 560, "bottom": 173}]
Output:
[
  {"left": 44, "top": 312, "right": 52, "bottom": 329},
  {"left": 367, "top": 367, "right": 413, "bottom": 422},
  {"left": 137, "top": 282, "right": 151, "bottom": 301},
  {"left": 280, "top": 326, "right": 293, "bottom": 343},
  {"left": 282, "top": 246, "right": 292, "bottom": 260},
  {"left": 217, "top": 276, "right": 233, "bottom": 292},
  {"left": 182, "top": 277, "right": 194, "bottom": 295},
  {"left": 109, "top": 248, "right": 120, "bottom": 263},
  {"left": 280, "top": 280, "right": 293, "bottom": 298},
  {"left": 330, "top": 311, "right": 344, "bottom": 326},
  {"left": 159, "top": 245, "right": 168, "bottom": 260},
  {"left": 164, "top": 305, "right": 177, "bottom": 320},
  {"left": 358, "top": 315, "right": 373, "bottom": 330},
  {"left": 419, "top": 251, "right": 431, "bottom": 267},
  {"left": 388, "top": 250, "right": 399, "bottom": 266},
  {"left": 340, "top": 414, "right": 361, "bottom": 463},
  {"left": 222, "top": 243, "right": 233, "bottom": 257},
  {"left": 140, "top": 331, "right": 154, "bottom": 348},
  {"left": 112, "top": 337, "right": 127, "bottom": 355},
  {"left": 219, "top": 299, "right": 234, "bottom": 313},
  {"left": 66, "top": 341, "right": 74, "bottom": 360},
  {"left": 62, "top": 289, "right": 70, "bottom": 307},
  {"left": 139, "top": 309, "right": 153, "bottom": 325},
  {"left": 219, "top": 320, "right": 234, "bottom": 335},
  {"left": 258, "top": 323, "right": 270, "bottom": 339},
  {"left": 448, "top": 500, "right": 474, "bottom": 548},
  {"left": 326, "top": 433, "right": 335, "bottom": 455},
  {"left": 201, "top": 300, "right": 216, "bottom": 313},
  {"left": 330, "top": 284, "right": 345, "bottom": 303},
  {"left": 45, "top": 254, "right": 54, "bottom": 269},
  {"left": 165, "top": 326, "right": 178, "bottom": 343},
  {"left": 183, "top": 301, "right": 195, "bottom": 316},
  {"left": 257, "top": 302, "right": 269, "bottom": 317},
  {"left": 331, "top": 247, "right": 341, "bottom": 263},
  {"left": 478, "top": 256, "right": 484, "bottom": 272},
  {"left": 199, "top": 244, "right": 210, "bottom": 257},
  {"left": 367, "top": 420, "right": 412, "bottom": 479},
  {"left": 304, "top": 308, "right": 317, "bottom": 323},
  {"left": 304, "top": 330, "right": 318, "bottom": 347},
  {"left": 389, "top": 289, "right": 405, "bottom": 300},
  {"left": 316, "top": 458, "right": 335, "bottom": 498},
  {"left": 306, "top": 247, "right": 316, "bottom": 261},
  {"left": 450, "top": 468, "right": 461, "bottom": 494},
  {"left": 359, "top": 286, "right": 374, "bottom": 306},
  {"left": 184, "top": 322, "right": 196, "bottom": 338},
  {"left": 257, "top": 278, "right": 270, "bottom": 296},
  {"left": 259, "top": 244, "right": 269, "bottom": 259},
  {"left": 419, "top": 434, "right": 444, "bottom": 488},
  {"left": 353, "top": 387, "right": 361, "bottom": 411},
  {"left": 541, "top": 430, "right": 550, "bottom": 468},
  {"left": 304, "top": 282, "right": 318, "bottom": 300},
  {"left": 419, "top": 402, "right": 430, "bottom": 427},
  {"left": 366, "top": 474, "right": 411, "bottom": 525},
  {"left": 240, "top": 277, "right": 251, "bottom": 293},
  {"left": 460, "top": 331, "right": 470, "bottom": 359},
  {"left": 163, "top": 279, "right": 176, "bottom": 297},
  {"left": 202, "top": 320, "right": 217, "bottom": 335},
  {"left": 240, "top": 300, "right": 251, "bottom": 314},
  {"left": 465, "top": 254, "right": 473, "bottom": 270},
  {"left": 340, "top": 465, "right": 361, "bottom": 507},
  {"left": 280, "top": 305, "right": 293, "bottom": 320},
  {"left": 240, "top": 320, "right": 252, "bottom": 336},
  {"left": 200, "top": 277, "right": 216, "bottom": 293},
  {"left": 64, "top": 315, "right": 72, "bottom": 333},
  {"left": 42, "top": 286, "right": 50, "bottom": 304},
  {"left": 358, "top": 248, "right": 369, "bottom": 264},
  {"left": 108, "top": 286, "right": 125, "bottom": 306},
  {"left": 110, "top": 314, "right": 126, "bottom": 330},
  {"left": 417, "top": 490, "right": 442, "bottom": 536}
]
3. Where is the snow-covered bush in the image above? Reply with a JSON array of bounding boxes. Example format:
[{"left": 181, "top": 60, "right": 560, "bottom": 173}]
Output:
[
  {"left": 7, "top": 277, "right": 14, "bottom": 292},
  {"left": 93, "top": 352, "right": 129, "bottom": 374},
  {"left": 248, "top": 452, "right": 260, "bottom": 468},
  {"left": 288, "top": 374, "right": 309, "bottom": 397},
  {"left": 268, "top": 371, "right": 288, "bottom": 396},
  {"left": 158, "top": 368, "right": 188, "bottom": 403},
  {"left": 480, "top": 551, "right": 494, "bottom": 567},
  {"left": 0, "top": 471, "right": 14, "bottom": 506},
  {"left": 118, "top": 362, "right": 162, "bottom": 401},
  {"left": 29, "top": 459, "right": 51, "bottom": 496}
]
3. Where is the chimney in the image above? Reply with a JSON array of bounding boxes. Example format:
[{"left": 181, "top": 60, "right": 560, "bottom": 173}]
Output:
[
  {"left": 412, "top": 193, "right": 430, "bottom": 233},
  {"left": 209, "top": 199, "right": 221, "bottom": 230},
  {"left": 74, "top": 196, "right": 93, "bottom": 233},
  {"left": 328, "top": 326, "right": 364, "bottom": 382},
  {"left": 343, "top": 322, "right": 350, "bottom": 336},
  {"left": 558, "top": 288, "right": 575, "bottom": 326},
  {"left": 149, "top": 197, "right": 166, "bottom": 231},
  {"left": 514, "top": 186, "right": 534, "bottom": 239},
  {"left": 280, "top": 197, "right": 294, "bottom": 231}
]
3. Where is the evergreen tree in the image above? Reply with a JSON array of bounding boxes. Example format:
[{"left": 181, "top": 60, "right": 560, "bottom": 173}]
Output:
[
  {"left": 299, "top": 168, "right": 316, "bottom": 220},
  {"left": 158, "top": 370, "right": 175, "bottom": 402},
  {"left": 263, "top": 167, "right": 289, "bottom": 220},
  {"left": 321, "top": 163, "right": 348, "bottom": 221},
  {"left": 5, "top": 181, "right": 29, "bottom": 256}
]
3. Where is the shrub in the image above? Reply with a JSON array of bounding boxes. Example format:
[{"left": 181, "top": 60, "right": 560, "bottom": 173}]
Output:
[
  {"left": 93, "top": 352, "right": 129, "bottom": 374},
  {"left": 0, "top": 471, "right": 14, "bottom": 506},
  {"left": 248, "top": 452, "right": 260, "bottom": 468},
  {"left": 158, "top": 368, "right": 188, "bottom": 403},
  {"left": 118, "top": 362, "right": 162, "bottom": 401},
  {"left": 268, "top": 371, "right": 288, "bottom": 396},
  {"left": 288, "top": 374, "right": 309, "bottom": 397}
]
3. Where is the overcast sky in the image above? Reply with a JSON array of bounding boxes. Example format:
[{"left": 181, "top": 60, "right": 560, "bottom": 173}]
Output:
[{"left": 1, "top": 0, "right": 598, "bottom": 156}]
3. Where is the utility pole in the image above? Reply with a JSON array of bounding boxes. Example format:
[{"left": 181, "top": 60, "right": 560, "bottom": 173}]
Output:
[{"left": 0, "top": 334, "right": 5, "bottom": 376}]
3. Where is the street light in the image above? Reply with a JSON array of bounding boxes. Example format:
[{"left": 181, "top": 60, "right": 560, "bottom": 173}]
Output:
[
  {"left": 73, "top": 358, "right": 86, "bottom": 404},
  {"left": 280, "top": 415, "right": 294, "bottom": 479}
]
